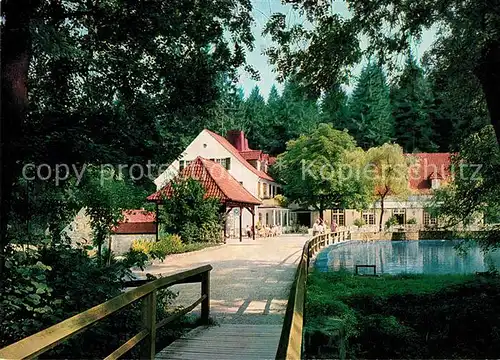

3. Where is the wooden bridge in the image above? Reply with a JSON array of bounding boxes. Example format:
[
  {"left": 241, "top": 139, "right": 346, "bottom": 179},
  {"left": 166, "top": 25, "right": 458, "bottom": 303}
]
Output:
[{"left": 0, "top": 232, "right": 348, "bottom": 360}]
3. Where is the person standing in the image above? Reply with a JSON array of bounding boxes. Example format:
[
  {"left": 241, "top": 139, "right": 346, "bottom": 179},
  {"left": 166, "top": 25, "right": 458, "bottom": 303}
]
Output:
[
  {"left": 318, "top": 219, "right": 324, "bottom": 234},
  {"left": 312, "top": 219, "right": 319, "bottom": 236},
  {"left": 331, "top": 219, "right": 337, "bottom": 233}
]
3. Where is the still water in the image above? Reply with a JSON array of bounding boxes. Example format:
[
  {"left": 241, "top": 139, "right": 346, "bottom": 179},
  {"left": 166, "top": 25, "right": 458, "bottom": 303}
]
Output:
[{"left": 315, "top": 240, "right": 500, "bottom": 275}]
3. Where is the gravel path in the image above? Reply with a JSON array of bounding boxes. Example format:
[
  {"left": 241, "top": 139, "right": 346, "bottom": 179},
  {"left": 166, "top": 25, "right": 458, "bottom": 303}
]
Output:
[{"left": 135, "top": 235, "right": 308, "bottom": 325}]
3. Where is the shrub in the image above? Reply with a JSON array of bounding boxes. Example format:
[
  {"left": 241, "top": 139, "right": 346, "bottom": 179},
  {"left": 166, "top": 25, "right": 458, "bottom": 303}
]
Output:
[
  {"left": 0, "top": 243, "right": 177, "bottom": 357},
  {"left": 131, "top": 234, "right": 216, "bottom": 260},
  {"left": 354, "top": 218, "right": 365, "bottom": 228},
  {"left": 407, "top": 218, "right": 417, "bottom": 225},
  {"left": 385, "top": 216, "right": 400, "bottom": 229},
  {"left": 274, "top": 194, "right": 289, "bottom": 207},
  {"left": 160, "top": 178, "right": 223, "bottom": 244}
]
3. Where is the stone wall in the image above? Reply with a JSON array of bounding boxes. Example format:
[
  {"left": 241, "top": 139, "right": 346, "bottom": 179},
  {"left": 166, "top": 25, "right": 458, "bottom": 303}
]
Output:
[{"left": 108, "top": 234, "right": 155, "bottom": 255}]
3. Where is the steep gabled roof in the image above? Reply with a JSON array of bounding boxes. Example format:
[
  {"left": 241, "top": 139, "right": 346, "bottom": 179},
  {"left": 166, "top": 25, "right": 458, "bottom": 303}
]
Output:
[
  {"left": 147, "top": 157, "right": 262, "bottom": 207},
  {"left": 204, "top": 129, "right": 274, "bottom": 182}
]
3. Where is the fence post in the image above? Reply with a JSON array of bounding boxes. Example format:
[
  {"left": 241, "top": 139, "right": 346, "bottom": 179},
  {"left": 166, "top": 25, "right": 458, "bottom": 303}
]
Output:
[
  {"left": 201, "top": 270, "right": 210, "bottom": 324},
  {"left": 141, "top": 291, "right": 157, "bottom": 360}
]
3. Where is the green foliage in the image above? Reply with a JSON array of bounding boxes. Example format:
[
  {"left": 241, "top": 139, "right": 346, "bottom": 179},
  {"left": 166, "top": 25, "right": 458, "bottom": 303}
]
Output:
[
  {"left": 432, "top": 126, "right": 500, "bottom": 249},
  {"left": 0, "top": 243, "right": 176, "bottom": 356},
  {"left": 385, "top": 216, "right": 399, "bottom": 229},
  {"left": 349, "top": 62, "right": 395, "bottom": 148},
  {"left": 353, "top": 218, "right": 366, "bottom": 229},
  {"left": 132, "top": 234, "right": 214, "bottom": 260},
  {"left": 407, "top": 218, "right": 417, "bottom": 225},
  {"left": 392, "top": 54, "right": 438, "bottom": 153},
  {"left": 275, "top": 124, "right": 372, "bottom": 217},
  {"left": 263, "top": 0, "right": 500, "bottom": 146},
  {"left": 273, "top": 194, "right": 289, "bottom": 208},
  {"left": 160, "top": 178, "right": 223, "bottom": 244},
  {"left": 367, "top": 143, "right": 411, "bottom": 230},
  {"left": 306, "top": 271, "right": 500, "bottom": 359}
]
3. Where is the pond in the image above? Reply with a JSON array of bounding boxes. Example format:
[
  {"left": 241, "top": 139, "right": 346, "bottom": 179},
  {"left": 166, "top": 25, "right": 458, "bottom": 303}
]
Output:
[{"left": 314, "top": 240, "right": 500, "bottom": 275}]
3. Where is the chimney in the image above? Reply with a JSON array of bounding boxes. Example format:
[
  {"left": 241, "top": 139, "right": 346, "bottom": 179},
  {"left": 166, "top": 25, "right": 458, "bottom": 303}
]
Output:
[
  {"left": 226, "top": 130, "right": 246, "bottom": 151},
  {"left": 244, "top": 138, "right": 249, "bottom": 151}
]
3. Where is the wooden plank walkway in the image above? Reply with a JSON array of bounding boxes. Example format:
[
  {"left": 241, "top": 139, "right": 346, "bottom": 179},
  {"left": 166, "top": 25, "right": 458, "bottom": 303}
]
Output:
[{"left": 156, "top": 324, "right": 282, "bottom": 360}]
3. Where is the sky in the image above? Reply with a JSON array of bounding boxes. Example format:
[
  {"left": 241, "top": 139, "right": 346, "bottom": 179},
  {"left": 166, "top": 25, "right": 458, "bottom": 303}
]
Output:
[{"left": 238, "top": 0, "right": 438, "bottom": 100}]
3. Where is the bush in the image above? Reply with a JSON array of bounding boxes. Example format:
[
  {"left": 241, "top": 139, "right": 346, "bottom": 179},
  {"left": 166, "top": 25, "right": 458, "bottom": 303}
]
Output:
[
  {"left": 407, "top": 218, "right": 417, "bottom": 225},
  {"left": 160, "top": 178, "right": 223, "bottom": 243},
  {"left": 132, "top": 234, "right": 217, "bottom": 260},
  {"left": 274, "top": 194, "right": 289, "bottom": 207},
  {"left": 0, "top": 243, "right": 178, "bottom": 358},
  {"left": 354, "top": 218, "right": 365, "bottom": 228},
  {"left": 385, "top": 216, "right": 399, "bottom": 229}
]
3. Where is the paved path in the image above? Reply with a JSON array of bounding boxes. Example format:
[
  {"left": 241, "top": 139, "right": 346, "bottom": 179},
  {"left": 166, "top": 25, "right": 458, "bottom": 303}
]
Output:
[{"left": 136, "top": 235, "right": 308, "bottom": 325}]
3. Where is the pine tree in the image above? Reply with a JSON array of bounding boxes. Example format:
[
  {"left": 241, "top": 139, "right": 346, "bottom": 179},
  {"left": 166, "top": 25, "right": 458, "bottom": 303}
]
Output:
[
  {"left": 391, "top": 54, "right": 437, "bottom": 153},
  {"left": 321, "top": 85, "right": 350, "bottom": 130},
  {"left": 242, "top": 86, "right": 266, "bottom": 148},
  {"left": 348, "top": 62, "right": 395, "bottom": 149}
]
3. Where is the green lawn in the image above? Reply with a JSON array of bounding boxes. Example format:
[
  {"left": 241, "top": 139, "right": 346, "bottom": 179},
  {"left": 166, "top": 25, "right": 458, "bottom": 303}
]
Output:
[{"left": 306, "top": 270, "right": 500, "bottom": 359}]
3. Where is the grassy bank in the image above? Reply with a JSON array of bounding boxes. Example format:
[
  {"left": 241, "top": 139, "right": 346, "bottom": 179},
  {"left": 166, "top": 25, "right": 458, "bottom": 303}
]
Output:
[{"left": 306, "top": 271, "right": 500, "bottom": 359}]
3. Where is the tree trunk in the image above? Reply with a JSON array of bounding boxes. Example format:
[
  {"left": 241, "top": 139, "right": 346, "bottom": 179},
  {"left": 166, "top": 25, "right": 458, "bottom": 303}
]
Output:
[
  {"left": 476, "top": 41, "right": 500, "bottom": 145},
  {"left": 379, "top": 197, "right": 385, "bottom": 232},
  {"left": 0, "top": 0, "right": 34, "bottom": 278}
]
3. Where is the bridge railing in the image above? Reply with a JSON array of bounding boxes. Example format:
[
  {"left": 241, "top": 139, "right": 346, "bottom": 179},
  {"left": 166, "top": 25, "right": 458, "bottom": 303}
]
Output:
[
  {"left": 0, "top": 264, "right": 212, "bottom": 360},
  {"left": 275, "top": 231, "right": 349, "bottom": 360}
]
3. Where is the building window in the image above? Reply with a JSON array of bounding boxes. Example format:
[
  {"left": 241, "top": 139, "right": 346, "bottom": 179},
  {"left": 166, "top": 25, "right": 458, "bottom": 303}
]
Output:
[
  {"left": 331, "top": 209, "right": 345, "bottom": 226},
  {"left": 263, "top": 183, "right": 268, "bottom": 198},
  {"left": 393, "top": 209, "right": 406, "bottom": 225},
  {"left": 362, "top": 210, "right": 376, "bottom": 225},
  {"left": 213, "top": 157, "right": 231, "bottom": 170},
  {"left": 424, "top": 211, "right": 437, "bottom": 226},
  {"left": 179, "top": 160, "right": 185, "bottom": 171}
]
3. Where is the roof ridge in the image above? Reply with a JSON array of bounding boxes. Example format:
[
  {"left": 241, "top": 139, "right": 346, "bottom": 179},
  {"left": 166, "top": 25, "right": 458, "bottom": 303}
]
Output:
[
  {"left": 204, "top": 129, "right": 275, "bottom": 182},
  {"left": 198, "top": 157, "right": 261, "bottom": 205}
]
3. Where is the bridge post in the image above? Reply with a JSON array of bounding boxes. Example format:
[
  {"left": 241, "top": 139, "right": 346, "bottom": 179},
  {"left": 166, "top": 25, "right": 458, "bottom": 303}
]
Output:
[
  {"left": 141, "top": 291, "right": 157, "bottom": 359},
  {"left": 201, "top": 271, "right": 210, "bottom": 324}
]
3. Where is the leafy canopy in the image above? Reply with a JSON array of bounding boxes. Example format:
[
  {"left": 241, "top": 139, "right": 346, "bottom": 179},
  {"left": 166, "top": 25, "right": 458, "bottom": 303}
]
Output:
[
  {"left": 275, "top": 123, "right": 372, "bottom": 215},
  {"left": 160, "top": 178, "right": 223, "bottom": 244}
]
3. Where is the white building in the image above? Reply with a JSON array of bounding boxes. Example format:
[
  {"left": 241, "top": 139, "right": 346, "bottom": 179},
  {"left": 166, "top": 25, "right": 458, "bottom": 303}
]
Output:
[{"left": 153, "top": 129, "right": 291, "bottom": 237}]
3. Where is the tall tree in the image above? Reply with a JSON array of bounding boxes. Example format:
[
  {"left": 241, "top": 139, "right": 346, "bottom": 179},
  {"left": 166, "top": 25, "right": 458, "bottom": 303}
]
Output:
[
  {"left": 0, "top": 0, "right": 255, "bottom": 275},
  {"left": 391, "top": 54, "right": 437, "bottom": 153},
  {"left": 431, "top": 125, "right": 500, "bottom": 249},
  {"left": 275, "top": 123, "right": 371, "bottom": 219},
  {"left": 264, "top": 0, "right": 500, "bottom": 144},
  {"left": 367, "top": 143, "right": 410, "bottom": 231},
  {"left": 241, "top": 85, "right": 266, "bottom": 148},
  {"left": 321, "top": 85, "right": 350, "bottom": 131},
  {"left": 348, "top": 62, "right": 395, "bottom": 148}
]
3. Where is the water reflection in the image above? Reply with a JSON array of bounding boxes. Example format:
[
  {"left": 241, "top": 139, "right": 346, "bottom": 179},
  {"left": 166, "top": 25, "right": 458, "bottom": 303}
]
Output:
[{"left": 314, "top": 240, "right": 500, "bottom": 275}]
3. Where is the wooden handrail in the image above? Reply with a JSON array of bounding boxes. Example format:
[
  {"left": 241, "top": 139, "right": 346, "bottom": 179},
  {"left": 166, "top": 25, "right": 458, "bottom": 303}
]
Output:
[
  {"left": 0, "top": 264, "right": 212, "bottom": 360},
  {"left": 276, "top": 231, "right": 349, "bottom": 360}
]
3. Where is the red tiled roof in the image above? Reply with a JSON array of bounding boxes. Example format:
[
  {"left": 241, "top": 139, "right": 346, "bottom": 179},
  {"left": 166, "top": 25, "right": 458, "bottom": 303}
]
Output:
[
  {"left": 113, "top": 210, "right": 156, "bottom": 234},
  {"left": 268, "top": 156, "right": 277, "bottom": 165},
  {"left": 240, "top": 150, "right": 263, "bottom": 161},
  {"left": 147, "top": 157, "right": 262, "bottom": 206},
  {"left": 407, "top": 153, "right": 452, "bottom": 193},
  {"left": 205, "top": 129, "right": 275, "bottom": 182}
]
